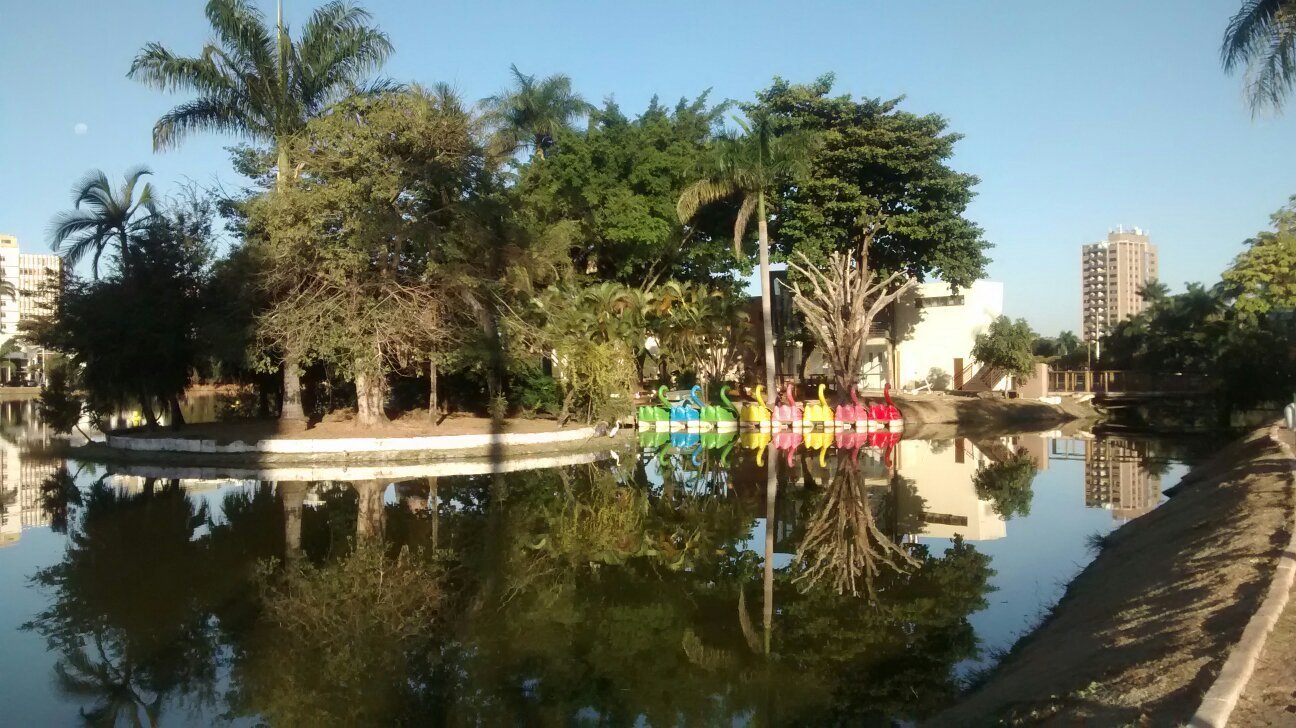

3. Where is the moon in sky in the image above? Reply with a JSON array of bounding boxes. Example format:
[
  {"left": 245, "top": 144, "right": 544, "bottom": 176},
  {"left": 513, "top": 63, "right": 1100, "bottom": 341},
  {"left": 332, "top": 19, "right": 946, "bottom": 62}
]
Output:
[{"left": 73, "top": 123, "right": 88, "bottom": 135}]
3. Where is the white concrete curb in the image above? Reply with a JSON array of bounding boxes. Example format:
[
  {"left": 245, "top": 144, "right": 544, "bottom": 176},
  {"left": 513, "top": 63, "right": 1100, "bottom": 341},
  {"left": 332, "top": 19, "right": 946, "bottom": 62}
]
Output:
[
  {"left": 1189, "top": 425, "right": 1296, "bottom": 728},
  {"left": 105, "top": 448, "right": 613, "bottom": 482},
  {"left": 103, "top": 426, "right": 598, "bottom": 455}
]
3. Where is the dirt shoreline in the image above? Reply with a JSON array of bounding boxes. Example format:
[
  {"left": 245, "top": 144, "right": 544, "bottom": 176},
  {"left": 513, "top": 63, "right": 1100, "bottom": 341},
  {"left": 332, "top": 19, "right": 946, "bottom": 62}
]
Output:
[{"left": 930, "top": 426, "right": 1295, "bottom": 726}]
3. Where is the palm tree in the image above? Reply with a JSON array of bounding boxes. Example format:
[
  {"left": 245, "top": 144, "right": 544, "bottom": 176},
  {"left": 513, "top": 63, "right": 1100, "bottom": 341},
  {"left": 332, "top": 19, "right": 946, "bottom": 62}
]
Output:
[
  {"left": 1055, "top": 330, "right": 1081, "bottom": 356},
  {"left": 129, "top": 0, "right": 394, "bottom": 186},
  {"left": 48, "top": 167, "right": 157, "bottom": 277},
  {"left": 1222, "top": 0, "right": 1296, "bottom": 113},
  {"left": 677, "top": 115, "right": 817, "bottom": 397},
  {"left": 129, "top": 0, "right": 394, "bottom": 420},
  {"left": 481, "top": 64, "right": 590, "bottom": 160}
]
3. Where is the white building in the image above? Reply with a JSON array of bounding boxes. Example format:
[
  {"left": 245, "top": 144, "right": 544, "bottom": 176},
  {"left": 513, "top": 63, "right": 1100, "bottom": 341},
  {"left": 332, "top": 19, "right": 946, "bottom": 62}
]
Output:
[
  {"left": 0, "top": 234, "right": 63, "bottom": 383},
  {"left": 889, "top": 280, "right": 1005, "bottom": 391},
  {"left": 895, "top": 437, "right": 1007, "bottom": 541}
]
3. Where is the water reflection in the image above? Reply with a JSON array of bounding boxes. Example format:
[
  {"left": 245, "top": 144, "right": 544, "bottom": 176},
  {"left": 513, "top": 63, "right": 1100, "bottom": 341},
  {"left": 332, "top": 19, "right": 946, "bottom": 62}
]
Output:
[{"left": 0, "top": 411, "right": 1206, "bottom": 724}]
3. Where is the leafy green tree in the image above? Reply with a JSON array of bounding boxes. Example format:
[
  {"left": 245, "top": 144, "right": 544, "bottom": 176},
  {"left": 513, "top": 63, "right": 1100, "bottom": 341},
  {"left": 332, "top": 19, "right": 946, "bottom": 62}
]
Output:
[
  {"left": 481, "top": 64, "right": 591, "bottom": 160},
  {"left": 48, "top": 167, "right": 157, "bottom": 277},
  {"left": 27, "top": 194, "right": 217, "bottom": 428},
  {"left": 252, "top": 89, "right": 478, "bottom": 427},
  {"left": 753, "top": 75, "right": 990, "bottom": 287},
  {"left": 1221, "top": 196, "right": 1296, "bottom": 321},
  {"left": 678, "top": 113, "right": 817, "bottom": 396},
  {"left": 130, "top": 0, "right": 395, "bottom": 421},
  {"left": 971, "top": 316, "right": 1038, "bottom": 384},
  {"left": 972, "top": 451, "right": 1038, "bottom": 519},
  {"left": 1222, "top": 0, "right": 1296, "bottom": 113},
  {"left": 517, "top": 95, "right": 736, "bottom": 287},
  {"left": 37, "top": 361, "right": 86, "bottom": 437}
]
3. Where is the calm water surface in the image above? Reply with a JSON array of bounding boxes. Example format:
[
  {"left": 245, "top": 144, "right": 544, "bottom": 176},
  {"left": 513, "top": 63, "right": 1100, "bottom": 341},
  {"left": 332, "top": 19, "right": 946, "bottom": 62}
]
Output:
[{"left": 0, "top": 397, "right": 1210, "bottom": 725}]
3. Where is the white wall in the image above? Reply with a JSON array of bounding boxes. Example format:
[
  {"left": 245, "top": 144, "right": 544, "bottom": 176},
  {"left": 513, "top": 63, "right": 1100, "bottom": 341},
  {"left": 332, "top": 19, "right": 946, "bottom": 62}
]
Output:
[
  {"left": 897, "top": 437, "right": 1006, "bottom": 541},
  {"left": 893, "top": 280, "right": 1004, "bottom": 390},
  {"left": 0, "top": 237, "right": 20, "bottom": 350}
]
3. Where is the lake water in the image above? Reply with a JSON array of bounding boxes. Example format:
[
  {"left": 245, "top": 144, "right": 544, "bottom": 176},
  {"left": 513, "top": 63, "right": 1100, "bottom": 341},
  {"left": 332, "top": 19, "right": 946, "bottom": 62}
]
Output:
[{"left": 0, "top": 397, "right": 1210, "bottom": 725}]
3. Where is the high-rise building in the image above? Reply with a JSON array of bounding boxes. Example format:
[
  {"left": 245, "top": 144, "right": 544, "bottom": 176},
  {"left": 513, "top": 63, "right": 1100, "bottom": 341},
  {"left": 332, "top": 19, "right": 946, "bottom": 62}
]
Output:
[
  {"left": 0, "top": 234, "right": 63, "bottom": 383},
  {"left": 1081, "top": 227, "right": 1159, "bottom": 342}
]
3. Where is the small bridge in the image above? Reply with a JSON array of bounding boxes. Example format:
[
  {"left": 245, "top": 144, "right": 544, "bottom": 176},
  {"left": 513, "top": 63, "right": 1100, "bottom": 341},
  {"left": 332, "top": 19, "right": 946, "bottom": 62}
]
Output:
[{"left": 1048, "top": 370, "right": 1213, "bottom": 400}]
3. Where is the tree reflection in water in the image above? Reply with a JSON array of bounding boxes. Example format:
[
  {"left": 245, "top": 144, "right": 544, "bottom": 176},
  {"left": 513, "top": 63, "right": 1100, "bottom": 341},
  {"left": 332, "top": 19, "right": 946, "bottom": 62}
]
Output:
[
  {"left": 24, "top": 478, "right": 220, "bottom": 727},
  {"left": 793, "top": 465, "right": 920, "bottom": 599},
  {"left": 21, "top": 459, "right": 997, "bottom": 725}
]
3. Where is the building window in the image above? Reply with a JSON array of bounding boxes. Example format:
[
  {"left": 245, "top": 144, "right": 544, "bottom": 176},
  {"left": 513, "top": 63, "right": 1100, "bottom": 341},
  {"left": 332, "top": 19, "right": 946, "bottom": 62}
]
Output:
[{"left": 917, "top": 294, "right": 965, "bottom": 308}]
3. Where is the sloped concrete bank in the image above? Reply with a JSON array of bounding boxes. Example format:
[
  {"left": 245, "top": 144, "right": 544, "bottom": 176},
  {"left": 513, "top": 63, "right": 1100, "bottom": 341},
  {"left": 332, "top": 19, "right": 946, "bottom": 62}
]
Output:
[
  {"left": 930, "top": 425, "right": 1294, "bottom": 726},
  {"left": 894, "top": 393, "right": 1097, "bottom": 430}
]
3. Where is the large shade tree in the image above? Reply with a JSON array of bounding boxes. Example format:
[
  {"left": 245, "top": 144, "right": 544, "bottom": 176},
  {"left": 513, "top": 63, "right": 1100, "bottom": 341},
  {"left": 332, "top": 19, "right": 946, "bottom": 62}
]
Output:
[
  {"left": 753, "top": 75, "right": 990, "bottom": 288},
  {"left": 48, "top": 167, "right": 157, "bottom": 277},
  {"left": 516, "top": 95, "right": 736, "bottom": 287},
  {"left": 678, "top": 114, "right": 817, "bottom": 396},
  {"left": 129, "top": 0, "right": 395, "bottom": 421},
  {"left": 1222, "top": 0, "right": 1296, "bottom": 113},
  {"left": 252, "top": 89, "right": 478, "bottom": 428}
]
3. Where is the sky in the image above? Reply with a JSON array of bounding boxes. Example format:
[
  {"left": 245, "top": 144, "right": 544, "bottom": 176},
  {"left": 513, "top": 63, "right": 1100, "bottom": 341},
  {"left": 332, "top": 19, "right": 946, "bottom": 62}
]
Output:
[{"left": 2, "top": 0, "right": 1294, "bottom": 334}]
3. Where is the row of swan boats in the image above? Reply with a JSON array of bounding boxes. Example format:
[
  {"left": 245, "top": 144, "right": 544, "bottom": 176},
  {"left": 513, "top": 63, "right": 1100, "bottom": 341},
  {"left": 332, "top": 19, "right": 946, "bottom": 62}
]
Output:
[{"left": 637, "top": 382, "right": 903, "bottom": 432}]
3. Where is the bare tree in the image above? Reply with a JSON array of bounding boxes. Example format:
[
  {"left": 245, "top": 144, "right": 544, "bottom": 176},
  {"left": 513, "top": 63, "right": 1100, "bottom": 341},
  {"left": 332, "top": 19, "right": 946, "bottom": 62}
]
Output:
[
  {"left": 785, "top": 219, "right": 916, "bottom": 396},
  {"left": 794, "top": 467, "right": 919, "bottom": 599}
]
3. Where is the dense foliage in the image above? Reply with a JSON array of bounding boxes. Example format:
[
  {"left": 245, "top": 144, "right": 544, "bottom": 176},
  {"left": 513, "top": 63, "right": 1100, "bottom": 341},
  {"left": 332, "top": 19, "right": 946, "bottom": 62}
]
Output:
[
  {"left": 1101, "top": 199, "right": 1296, "bottom": 413},
  {"left": 971, "top": 316, "right": 1038, "bottom": 382},
  {"left": 30, "top": 0, "right": 996, "bottom": 429}
]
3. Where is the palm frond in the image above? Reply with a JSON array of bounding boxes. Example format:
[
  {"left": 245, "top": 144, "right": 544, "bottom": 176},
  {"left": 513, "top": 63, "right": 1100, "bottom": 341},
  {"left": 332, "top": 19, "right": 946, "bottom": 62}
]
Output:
[
  {"left": 152, "top": 94, "right": 265, "bottom": 150},
  {"left": 677, "top": 179, "right": 739, "bottom": 224},
  {"left": 1221, "top": 0, "right": 1296, "bottom": 113},
  {"left": 732, "top": 193, "right": 758, "bottom": 256}
]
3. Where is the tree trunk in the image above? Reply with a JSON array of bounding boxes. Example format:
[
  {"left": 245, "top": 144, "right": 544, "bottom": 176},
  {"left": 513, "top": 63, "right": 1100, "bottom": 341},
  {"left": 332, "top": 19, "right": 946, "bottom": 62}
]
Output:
[
  {"left": 279, "top": 480, "right": 307, "bottom": 562},
  {"left": 353, "top": 479, "right": 385, "bottom": 542},
  {"left": 798, "top": 338, "right": 816, "bottom": 381},
  {"left": 355, "top": 368, "right": 385, "bottom": 428},
  {"left": 139, "top": 394, "right": 158, "bottom": 430},
  {"left": 763, "top": 455, "right": 777, "bottom": 655},
  {"left": 427, "top": 355, "right": 438, "bottom": 420},
  {"left": 280, "top": 355, "right": 306, "bottom": 422},
  {"left": 168, "top": 395, "right": 185, "bottom": 430},
  {"left": 757, "top": 192, "right": 777, "bottom": 398}
]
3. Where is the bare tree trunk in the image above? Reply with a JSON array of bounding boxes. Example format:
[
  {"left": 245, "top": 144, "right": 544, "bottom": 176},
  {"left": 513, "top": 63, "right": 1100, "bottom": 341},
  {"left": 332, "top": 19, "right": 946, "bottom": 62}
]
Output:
[
  {"left": 280, "top": 355, "right": 306, "bottom": 422},
  {"left": 355, "top": 368, "right": 385, "bottom": 428},
  {"left": 279, "top": 480, "right": 307, "bottom": 561},
  {"left": 763, "top": 455, "right": 777, "bottom": 655},
  {"left": 757, "top": 192, "right": 777, "bottom": 398},
  {"left": 353, "top": 479, "right": 385, "bottom": 542},
  {"left": 427, "top": 355, "right": 438, "bottom": 420}
]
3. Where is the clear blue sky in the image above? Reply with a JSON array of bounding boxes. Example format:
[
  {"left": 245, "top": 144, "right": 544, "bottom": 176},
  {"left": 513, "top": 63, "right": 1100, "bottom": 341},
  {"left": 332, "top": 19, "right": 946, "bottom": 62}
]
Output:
[{"left": 2, "top": 0, "right": 1293, "bottom": 334}]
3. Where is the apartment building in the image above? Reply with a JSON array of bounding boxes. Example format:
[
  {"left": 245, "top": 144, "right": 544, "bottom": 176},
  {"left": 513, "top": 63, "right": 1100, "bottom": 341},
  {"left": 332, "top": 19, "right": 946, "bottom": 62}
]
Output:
[{"left": 1081, "top": 227, "right": 1159, "bottom": 342}]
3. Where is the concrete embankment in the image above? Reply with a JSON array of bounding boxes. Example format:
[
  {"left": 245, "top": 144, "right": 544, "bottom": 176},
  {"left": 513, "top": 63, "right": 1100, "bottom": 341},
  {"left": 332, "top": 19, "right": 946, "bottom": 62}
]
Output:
[
  {"left": 930, "top": 425, "right": 1295, "bottom": 726},
  {"left": 895, "top": 392, "right": 1097, "bottom": 430}
]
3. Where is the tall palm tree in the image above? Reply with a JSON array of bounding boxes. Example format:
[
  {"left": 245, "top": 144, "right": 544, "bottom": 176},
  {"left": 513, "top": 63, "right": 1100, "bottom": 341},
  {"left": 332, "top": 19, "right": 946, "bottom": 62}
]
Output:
[
  {"left": 677, "top": 115, "right": 817, "bottom": 397},
  {"left": 1222, "top": 0, "right": 1296, "bottom": 113},
  {"left": 129, "top": 0, "right": 395, "bottom": 185},
  {"left": 48, "top": 167, "right": 157, "bottom": 277},
  {"left": 129, "top": 0, "right": 394, "bottom": 420},
  {"left": 481, "top": 64, "right": 590, "bottom": 160}
]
